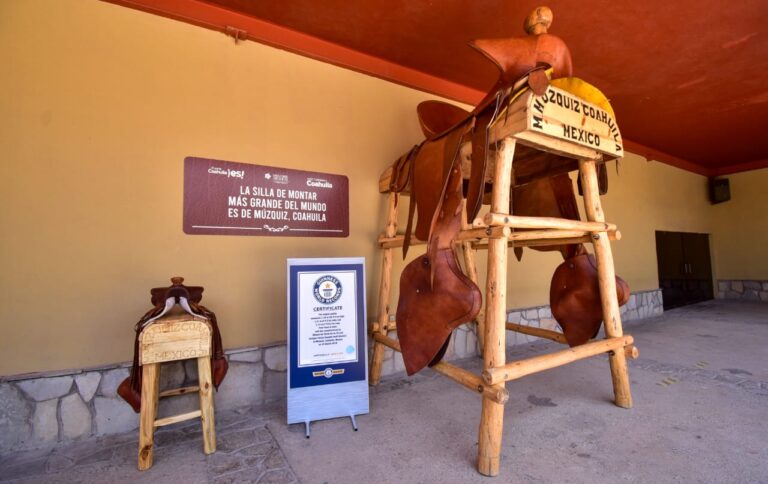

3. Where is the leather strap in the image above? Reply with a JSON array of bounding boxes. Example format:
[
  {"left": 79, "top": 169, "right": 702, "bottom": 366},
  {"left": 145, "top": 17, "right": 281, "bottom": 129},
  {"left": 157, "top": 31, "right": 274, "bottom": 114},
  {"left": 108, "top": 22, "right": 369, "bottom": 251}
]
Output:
[
  {"left": 549, "top": 173, "right": 583, "bottom": 259},
  {"left": 401, "top": 145, "right": 422, "bottom": 258},
  {"left": 466, "top": 107, "right": 494, "bottom": 223},
  {"left": 428, "top": 128, "right": 469, "bottom": 252},
  {"left": 390, "top": 145, "right": 418, "bottom": 193},
  {"left": 577, "top": 161, "right": 609, "bottom": 196},
  {"left": 403, "top": 157, "right": 417, "bottom": 258}
]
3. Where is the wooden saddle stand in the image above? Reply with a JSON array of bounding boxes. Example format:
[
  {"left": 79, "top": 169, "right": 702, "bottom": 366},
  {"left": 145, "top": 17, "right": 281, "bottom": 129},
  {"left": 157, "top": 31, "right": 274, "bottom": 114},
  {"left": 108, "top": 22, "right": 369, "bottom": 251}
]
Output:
[{"left": 368, "top": 7, "right": 638, "bottom": 477}]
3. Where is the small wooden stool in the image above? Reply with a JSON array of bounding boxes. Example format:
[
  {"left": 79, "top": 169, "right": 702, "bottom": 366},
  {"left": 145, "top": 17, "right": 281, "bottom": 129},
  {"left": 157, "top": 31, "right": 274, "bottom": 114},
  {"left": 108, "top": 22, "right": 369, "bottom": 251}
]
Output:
[{"left": 137, "top": 313, "right": 217, "bottom": 470}]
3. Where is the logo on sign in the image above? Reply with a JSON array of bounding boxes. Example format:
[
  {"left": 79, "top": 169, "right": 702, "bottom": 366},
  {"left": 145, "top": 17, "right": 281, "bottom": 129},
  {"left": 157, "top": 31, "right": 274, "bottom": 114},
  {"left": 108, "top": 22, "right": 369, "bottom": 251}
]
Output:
[
  {"left": 313, "top": 275, "right": 342, "bottom": 304},
  {"left": 307, "top": 177, "right": 333, "bottom": 189},
  {"left": 311, "top": 367, "right": 346, "bottom": 378},
  {"left": 265, "top": 172, "right": 289, "bottom": 184},
  {"left": 208, "top": 166, "right": 244, "bottom": 179}
]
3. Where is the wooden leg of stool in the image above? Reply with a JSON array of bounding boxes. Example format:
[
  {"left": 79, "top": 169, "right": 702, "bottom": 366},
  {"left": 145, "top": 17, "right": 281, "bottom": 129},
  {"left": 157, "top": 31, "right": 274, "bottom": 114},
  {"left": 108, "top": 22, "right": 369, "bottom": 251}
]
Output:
[
  {"left": 138, "top": 363, "right": 159, "bottom": 470},
  {"left": 579, "top": 159, "right": 633, "bottom": 408},
  {"left": 370, "top": 192, "right": 398, "bottom": 385},
  {"left": 477, "top": 234, "right": 507, "bottom": 476},
  {"left": 197, "top": 356, "right": 216, "bottom": 454},
  {"left": 461, "top": 200, "right": 484, "bottom": 353},
  {"left": 477, "top": 138, "right": 515, "bottom": 476}
]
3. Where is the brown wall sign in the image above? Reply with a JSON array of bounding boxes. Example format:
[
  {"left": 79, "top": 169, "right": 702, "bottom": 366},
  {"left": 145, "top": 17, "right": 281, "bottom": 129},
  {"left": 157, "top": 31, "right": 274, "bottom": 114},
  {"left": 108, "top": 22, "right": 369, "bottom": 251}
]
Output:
[{"left": 184, "top": 157, "right": 349, "bottom": 237}]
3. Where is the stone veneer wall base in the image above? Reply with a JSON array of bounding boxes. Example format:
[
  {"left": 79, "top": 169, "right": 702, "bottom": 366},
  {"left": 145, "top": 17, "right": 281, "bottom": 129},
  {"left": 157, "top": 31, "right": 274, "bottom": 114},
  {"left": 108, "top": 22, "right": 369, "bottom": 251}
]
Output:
[
  {"left": 0, "top": 289, "right": 663, "bottom": 454},
  {"left": 716, "top": 280, "right": 768, "bottom": 302},
  {"left": 0, "top": 344, "right": 287, "bottom": 455}
]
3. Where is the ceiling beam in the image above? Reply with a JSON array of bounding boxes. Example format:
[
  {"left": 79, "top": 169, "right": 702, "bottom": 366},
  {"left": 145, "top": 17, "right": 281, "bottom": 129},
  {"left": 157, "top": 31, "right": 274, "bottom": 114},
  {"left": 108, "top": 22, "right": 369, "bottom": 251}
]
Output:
[
  {"left": 712, "top": 159, "right": 768, "bottom": 177},
  {"left": 622, "top": 140, "right": 714, "bottom": 177}
]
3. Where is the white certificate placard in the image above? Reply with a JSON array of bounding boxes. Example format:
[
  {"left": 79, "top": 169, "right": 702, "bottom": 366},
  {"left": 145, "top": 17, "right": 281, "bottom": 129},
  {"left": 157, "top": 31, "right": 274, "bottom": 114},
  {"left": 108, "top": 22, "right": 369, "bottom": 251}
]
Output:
[
  {"left": 297, "top": 270, "right": 358, "bottom": 367},
  {"left": 286, "top": 257, "right": 368, "bottom": 427}
]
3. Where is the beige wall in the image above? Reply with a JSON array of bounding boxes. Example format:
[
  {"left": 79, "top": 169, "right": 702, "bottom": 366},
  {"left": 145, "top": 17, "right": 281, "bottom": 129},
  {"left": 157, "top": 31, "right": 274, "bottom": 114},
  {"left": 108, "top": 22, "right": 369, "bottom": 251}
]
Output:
[
  {"left": 385, "top": 154, "right": 714, "bottom": 311},
  {"left": 489, "top": 155, "right": 715, "bottom": 308},
  {"left": 0, "top": 0, "right": 439, "bottom": 374},
  {"left": 604, "top": 155, "right": 715, "bottom": 288},
  {"left": 503, "top": 160, "right": 768, "bottom": 307},
  {"left": 711, "top": 168, "right": 768, "bottom": 279},
  {"left": 0, "top": 1, "right": 762, "bottom": 376}
]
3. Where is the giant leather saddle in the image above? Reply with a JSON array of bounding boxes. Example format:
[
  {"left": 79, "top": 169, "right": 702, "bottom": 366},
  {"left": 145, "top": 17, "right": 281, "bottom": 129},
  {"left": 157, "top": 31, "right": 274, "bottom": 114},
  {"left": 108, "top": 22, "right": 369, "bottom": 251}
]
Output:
[{"left": 391, "top": 8, "right": 630, "bottom": 376}]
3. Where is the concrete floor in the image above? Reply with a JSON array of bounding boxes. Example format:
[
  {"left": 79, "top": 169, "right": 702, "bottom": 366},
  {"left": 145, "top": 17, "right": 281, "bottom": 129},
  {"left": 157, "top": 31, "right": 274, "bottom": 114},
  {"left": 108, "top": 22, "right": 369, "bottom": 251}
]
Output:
[{"left": 1, "top": 300, "right": 766, "bottom": 483}]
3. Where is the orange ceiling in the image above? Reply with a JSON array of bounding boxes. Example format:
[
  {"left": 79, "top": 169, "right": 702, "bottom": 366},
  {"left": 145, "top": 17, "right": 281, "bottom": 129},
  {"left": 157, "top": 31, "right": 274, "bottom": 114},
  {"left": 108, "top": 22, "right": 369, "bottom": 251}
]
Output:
[{"left": 107, "top": 0, "right": 768, "bottom": 176}]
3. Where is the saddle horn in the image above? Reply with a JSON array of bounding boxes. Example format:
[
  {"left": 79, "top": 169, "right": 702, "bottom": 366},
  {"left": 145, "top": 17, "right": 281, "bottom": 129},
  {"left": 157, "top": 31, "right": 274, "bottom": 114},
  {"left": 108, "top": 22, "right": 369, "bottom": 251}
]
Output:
[{"left": 469, "top": 5, "right": 573, "bottom": 87}]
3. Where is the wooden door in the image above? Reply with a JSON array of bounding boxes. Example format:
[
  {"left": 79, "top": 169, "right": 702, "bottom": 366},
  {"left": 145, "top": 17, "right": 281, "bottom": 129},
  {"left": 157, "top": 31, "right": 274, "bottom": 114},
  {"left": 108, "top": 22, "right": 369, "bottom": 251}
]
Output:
[
  {"left": 655, "top": 231, "right": 714, "bottom": 310},
  {"left": 683, "top": 233, "right": 714, "bottom": 304},
  {"left": 656, "top": 231, "right": 686, "bottom": 309}
]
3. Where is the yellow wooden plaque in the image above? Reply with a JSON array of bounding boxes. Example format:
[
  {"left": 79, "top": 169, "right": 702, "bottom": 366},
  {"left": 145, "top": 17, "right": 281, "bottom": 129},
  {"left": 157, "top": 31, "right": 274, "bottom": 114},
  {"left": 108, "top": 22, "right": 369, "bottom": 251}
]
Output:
[
  {"left": 526, "top": 85, "right": 624, "bottom": 160},
  {"left": 139, "top": 316, "right": 212, "bottom": 365}
]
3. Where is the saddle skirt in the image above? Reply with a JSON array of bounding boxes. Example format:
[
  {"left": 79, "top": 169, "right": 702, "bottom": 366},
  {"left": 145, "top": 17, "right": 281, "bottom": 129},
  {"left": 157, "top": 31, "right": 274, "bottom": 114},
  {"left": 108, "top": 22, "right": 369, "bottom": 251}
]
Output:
[
  {"left": 551, "top": 250, "right": 631, "bottom": 346},
  {"left": 397, "top": 248, "right": 482, "bottom": 375},
  {"left": 397, "top": 129, "right": 482, "bottom": 375}
]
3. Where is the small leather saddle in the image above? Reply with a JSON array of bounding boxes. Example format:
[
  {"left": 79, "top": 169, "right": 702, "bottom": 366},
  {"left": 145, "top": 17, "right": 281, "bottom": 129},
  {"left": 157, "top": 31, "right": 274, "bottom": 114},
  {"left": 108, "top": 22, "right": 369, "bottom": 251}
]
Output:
[{"left": 117, "top": 277, "right": 228, "bottom": 412}]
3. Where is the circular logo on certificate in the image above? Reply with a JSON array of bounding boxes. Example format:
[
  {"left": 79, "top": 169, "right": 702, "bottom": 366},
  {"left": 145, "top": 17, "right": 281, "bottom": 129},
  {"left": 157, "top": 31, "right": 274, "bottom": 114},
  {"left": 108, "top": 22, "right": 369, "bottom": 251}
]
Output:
[
  {"left": 323, "top": 368, "right": 334, "bottom": 378},
  {"left": 313, "top": 275, "right": 342, "bottom": 304}
]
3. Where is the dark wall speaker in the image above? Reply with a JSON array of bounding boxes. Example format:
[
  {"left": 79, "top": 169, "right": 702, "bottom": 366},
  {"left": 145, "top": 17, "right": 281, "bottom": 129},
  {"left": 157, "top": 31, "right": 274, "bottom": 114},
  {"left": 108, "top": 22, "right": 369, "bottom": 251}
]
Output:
[{"left": 709, "top": 177, "right": 730, "bottom": 204}]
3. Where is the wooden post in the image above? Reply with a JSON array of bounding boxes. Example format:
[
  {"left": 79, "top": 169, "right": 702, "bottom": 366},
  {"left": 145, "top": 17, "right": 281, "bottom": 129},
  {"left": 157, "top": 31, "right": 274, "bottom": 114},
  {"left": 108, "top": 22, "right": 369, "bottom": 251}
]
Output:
[
  {"left": 372, "top": 333, "right": 508, "bottom": 405},
  {"left": 461, "top": 200, "right": 485, "bottom": 352},
  {"left": 138, "top": 363, "right": 160, "bottom": 471},
  {"left": 370, "top": 192, "right": 398, "bottom": 385},
  {"left": 197, "top": 356, "right": 216, "bottom": 454},
  {"left": 505, "top": 322, "right": 569, "bottom": 344},
  {"left": 483, "top": 213, "right": 616, "bottom": 232},
  {"left": 154, "top": 410, "right": 202, "bottom": 428},
  {"left": 483, "top": 336, "right": 633, "bottom": 385},
  {"left": 625, "top": 344, "right": 640, "bottom": 360},
  {"left": 578, "top": 159, "right": 633, "bottom": 409},
  {"left": 477, "top": 138, "right": 515, "bottom": 476}
]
